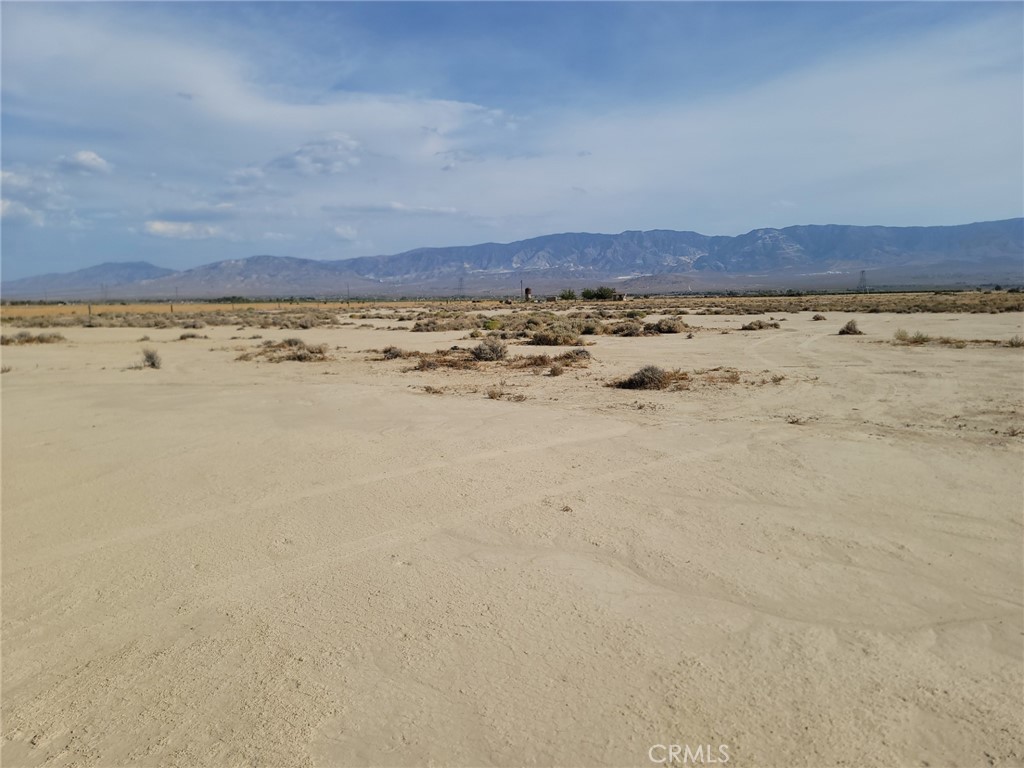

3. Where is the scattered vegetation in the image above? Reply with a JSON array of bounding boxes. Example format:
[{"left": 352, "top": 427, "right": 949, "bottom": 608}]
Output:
[{"left": 812, "top": 314, "right": 827, "bottom": 321}]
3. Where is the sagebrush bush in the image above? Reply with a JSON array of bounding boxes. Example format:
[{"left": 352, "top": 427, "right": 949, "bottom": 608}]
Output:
[
  {"left": 472, "top": 337, "right": 508, "bottom": 361},
  {"left": 812, "top": 314, "right": 827, "bottom": 321},
  {"left": 1007, "top": 335, "right": 1024, "bottom": 348}
]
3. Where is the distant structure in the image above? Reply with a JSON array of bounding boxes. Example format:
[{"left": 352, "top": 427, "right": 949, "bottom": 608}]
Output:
[
  {"left": 524, "top": 287, "right": 533, "bottom": 301},
  {"left": 457, "top": 276, "right": 465, "bottom": 297},
  {"left": 856, "top": 270, "right": 868, "bottom": 293}
]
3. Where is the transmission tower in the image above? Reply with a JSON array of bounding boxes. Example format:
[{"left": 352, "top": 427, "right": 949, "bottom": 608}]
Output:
[
  {"left": 856, "top": 270, "right": 867, "bottom": 293},
  {"left": 457, "top": 277, "right": 465, "bottom": 298}
]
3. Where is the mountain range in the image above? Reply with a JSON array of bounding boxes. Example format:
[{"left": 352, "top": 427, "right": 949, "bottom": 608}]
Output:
[{"left": 3, "top": 218, "right": 1021, "bottom": 299}]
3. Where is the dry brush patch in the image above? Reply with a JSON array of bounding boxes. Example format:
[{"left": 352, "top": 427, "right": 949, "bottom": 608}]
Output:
[
  {"left": 609, "top": 365, "right": 785, "bottom": 391},
  {"left": 892, "top": 329, "right": 1024, "bottom": 349},
  {"left": 236, "top": 338, "right": 331, "bottom": 363},
  {"left": 0, "top": 331, "right": 66, "bottom": 345},
  {"left": 739, "top": 319, "right": 781, "bottom": 331}
]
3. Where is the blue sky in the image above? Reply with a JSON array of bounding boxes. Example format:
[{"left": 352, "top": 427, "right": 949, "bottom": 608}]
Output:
[{"left": 2, "top": 2, "right": 1022, "bottom": 279}]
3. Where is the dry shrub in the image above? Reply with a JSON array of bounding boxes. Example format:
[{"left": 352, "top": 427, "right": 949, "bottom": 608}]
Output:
[
  {"left": 382, "top": 346, "right": 408, "bottom": 359},
  {"left": 472, "top": 337, "right": 508, "bottom": 361},
  {"left": 510, "top": 354, "right": 552, "bottom": 368},
  {"left": 608, "top": 321, "right": 645, "bottom": 337},
  {"left": 1, "top": 331, "right": 66, "bottom": 345},
  {"left": 239, "top": 337, "right": 330, "bottom": 363},
  {"left": 838, "top": 320, "right": 863, "bottom": 335},
  {"left": 549, "top": 364, "right": 565, "bottom": 376},
  {"left": 142, "top": 348, "right": 161, "bottom": 369},
  {"left": 812, "top": 314, "right": 827, "bottom": 321},
  {"left": 530, "top": 325, "right": 582, "bottom": 346},
  {"left": 613, "top": 365, "right": 672, "bottom": 390},
  {"left": 643, "top": 318, "right": 688, "bottom": 334},
  {"left": 1008, "top": 335, "right": 1024, "bottom": 348},
  {"left": 739, "top": 320, "right": 780, "bottom": 331}
]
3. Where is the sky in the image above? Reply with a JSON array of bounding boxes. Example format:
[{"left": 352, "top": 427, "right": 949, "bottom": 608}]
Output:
[{"left": 1, "top": 2, "right": 1022, "bottom": 280}]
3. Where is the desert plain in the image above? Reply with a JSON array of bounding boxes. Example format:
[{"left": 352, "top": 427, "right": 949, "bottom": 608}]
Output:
[{"left": 1, "top": 296, "right": 1022, "bottom": 767}]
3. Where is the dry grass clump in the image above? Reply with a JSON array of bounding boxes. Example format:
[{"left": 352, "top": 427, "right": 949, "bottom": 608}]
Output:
[
  {"left": 472, "top": 337, "right": 508, "bottom": 361},
  {"left": 178, "top": 332, "right": 208, "bottom": 341},
  {"left": 508, "top": 348, "right": 590, "bottom": 370},
  {"left": 1008, "top": 335, "right": 1024, "bottom": 348},
  {"left": 1, "top": 366, "right": 12, "bottom": 374},
  {"left": 237, "top": 337, "right": 330, "bottom": 363},
  {"left": 486, "top": 384, "right": 527, "bottom": 402},
  {"left": 838, "top": 319, "right": 863, "bottom": 335},
  {"left": 893, "top": 329, "right": 931, "bottom": 344},
  {"left": 739, "top": 319, "right": 780, "bottom": 331},
  {"left": 0, "top": 331, "right": 66, "bottom": 345},
  {"left": 549, "top": 364, "right": 565, "bottom": 376},
  {"left": 381, "top": 345, "right": 410, "bottom": 359},
  {"left": 812, "top": 314, "right": 827, "bottom": 321},
  {"left": 407, "top": 347, "right": 479, "bottom": 371}
]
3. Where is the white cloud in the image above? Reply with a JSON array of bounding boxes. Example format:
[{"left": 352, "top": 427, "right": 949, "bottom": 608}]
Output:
[
  {"left": 1, "top": 198, "right": 44, "bottom": 225},
  {"left": 144, "top": 220, "right": 223, "bottom": 239},
  {"left": 57, "top": 150, "right": 112, "bottom": 175},
  {"left": 1, "top": 3, "right": 1019, "bottom": 273}
]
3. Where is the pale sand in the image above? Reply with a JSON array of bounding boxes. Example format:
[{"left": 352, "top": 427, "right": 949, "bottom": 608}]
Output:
[{"left": 2, "top": 312, "right": 1022, "bottom": 767}]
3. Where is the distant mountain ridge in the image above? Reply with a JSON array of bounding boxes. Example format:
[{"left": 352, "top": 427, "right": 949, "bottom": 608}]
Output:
[{"left": 3, "top": 219, "right": 1021, "bottom": 299}]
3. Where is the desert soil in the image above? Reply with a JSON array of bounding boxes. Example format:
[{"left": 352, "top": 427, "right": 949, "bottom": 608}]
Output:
[{"left": 2, "top": 310, "right": 1022, "bottom": 767}]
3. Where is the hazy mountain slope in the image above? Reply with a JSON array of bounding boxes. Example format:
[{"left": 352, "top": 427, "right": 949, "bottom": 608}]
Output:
[{"left": 2, "top": 219, "right": 1020, "bottom": 299}]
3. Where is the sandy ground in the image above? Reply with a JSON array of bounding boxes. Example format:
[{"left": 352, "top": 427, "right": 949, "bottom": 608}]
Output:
[{"left": 2, "top": 311, "right": 1022, "bottom": 767}]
